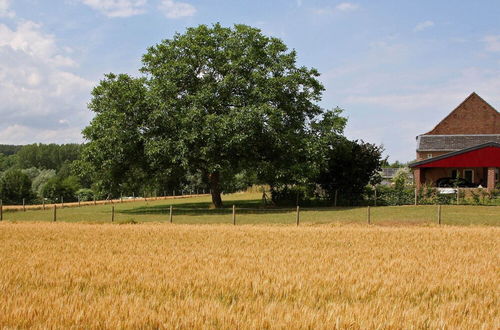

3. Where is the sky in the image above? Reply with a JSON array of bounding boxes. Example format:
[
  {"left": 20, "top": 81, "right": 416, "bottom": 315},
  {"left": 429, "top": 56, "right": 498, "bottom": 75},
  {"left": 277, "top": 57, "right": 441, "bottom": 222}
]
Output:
[{"left": 1, "top": 0, "right": 500, "bottom": 162}]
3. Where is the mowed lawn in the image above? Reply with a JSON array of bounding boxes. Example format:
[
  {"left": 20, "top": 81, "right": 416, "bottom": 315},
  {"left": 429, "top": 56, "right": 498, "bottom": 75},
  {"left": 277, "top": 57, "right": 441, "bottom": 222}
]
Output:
[
  {"left": 2, "top": 192, "right": 499, "bottom": 226},
  {"left": 0, "top": 223, "right": 498, "bottom": 328}
]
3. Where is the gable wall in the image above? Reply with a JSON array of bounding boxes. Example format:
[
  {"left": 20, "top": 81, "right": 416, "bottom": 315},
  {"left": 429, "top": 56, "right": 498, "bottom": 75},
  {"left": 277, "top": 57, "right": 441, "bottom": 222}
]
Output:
[{"left": 426, "top": 93, "right": 500, "bottom": 135}]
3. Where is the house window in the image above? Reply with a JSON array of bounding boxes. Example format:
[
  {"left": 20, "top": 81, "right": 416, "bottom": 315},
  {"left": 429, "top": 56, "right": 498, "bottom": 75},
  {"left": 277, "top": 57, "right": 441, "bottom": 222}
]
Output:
[
  {"left": 451, "top": 169, "right": 458, "bottom": 178},
  {"left": 464, "top": 169, "right": 474, "bottom": 184},
  {"left": 427, "top": 153, "right": 433, "bottom": 159}
]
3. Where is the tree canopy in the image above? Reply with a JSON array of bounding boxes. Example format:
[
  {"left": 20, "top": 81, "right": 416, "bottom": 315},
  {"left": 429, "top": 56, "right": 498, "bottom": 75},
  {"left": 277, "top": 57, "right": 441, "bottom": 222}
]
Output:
[{"left": 81, "top": 23, "right": 348, "bottom": 207}]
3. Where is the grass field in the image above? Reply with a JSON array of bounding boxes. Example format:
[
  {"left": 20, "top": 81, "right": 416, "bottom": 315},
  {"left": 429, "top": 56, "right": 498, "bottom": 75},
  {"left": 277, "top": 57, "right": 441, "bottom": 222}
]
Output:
[
  {"left": 0, "top": 223, "right": 498, "bottom": 328},
  {"left": 2, "top": 192, "right": 499, "bottom": 226}
]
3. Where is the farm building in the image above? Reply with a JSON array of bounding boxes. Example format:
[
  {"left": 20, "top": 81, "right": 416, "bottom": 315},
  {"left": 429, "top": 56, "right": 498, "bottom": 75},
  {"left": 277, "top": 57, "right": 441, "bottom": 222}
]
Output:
[{"left": 410, "top": 92, "right": 500, "bottom": 191}]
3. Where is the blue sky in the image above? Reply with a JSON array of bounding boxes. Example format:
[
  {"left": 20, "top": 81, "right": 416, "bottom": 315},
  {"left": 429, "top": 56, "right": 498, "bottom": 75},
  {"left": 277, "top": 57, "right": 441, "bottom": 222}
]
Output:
[{"left": 1, "top": 0, "right": 500, "bottom": 161}]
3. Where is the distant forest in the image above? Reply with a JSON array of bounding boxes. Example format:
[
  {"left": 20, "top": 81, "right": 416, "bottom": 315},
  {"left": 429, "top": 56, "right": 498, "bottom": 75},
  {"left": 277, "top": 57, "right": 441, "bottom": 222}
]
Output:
[
  {"left": 0, "top": 143, "right": 84, "bottom": 205},
  {"left": 0, "top": 145, "right": 23, "bottom": 156}
]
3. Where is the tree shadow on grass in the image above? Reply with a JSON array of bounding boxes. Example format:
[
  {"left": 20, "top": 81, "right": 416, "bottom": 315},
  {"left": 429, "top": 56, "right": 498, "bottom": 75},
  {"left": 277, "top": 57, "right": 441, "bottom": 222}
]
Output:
[{"left": 120, "top": 198, "right": 359, "bottom": 216}]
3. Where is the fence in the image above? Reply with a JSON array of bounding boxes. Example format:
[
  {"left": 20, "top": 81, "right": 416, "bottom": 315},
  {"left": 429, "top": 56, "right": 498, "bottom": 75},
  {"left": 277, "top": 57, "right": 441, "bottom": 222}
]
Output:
[{"left": 1, "top": 199, "right": 497, "bottom": 226}]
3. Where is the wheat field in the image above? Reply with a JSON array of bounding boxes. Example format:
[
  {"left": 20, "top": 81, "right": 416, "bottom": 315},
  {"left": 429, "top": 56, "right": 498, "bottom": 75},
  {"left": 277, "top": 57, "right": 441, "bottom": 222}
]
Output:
[{"left": 0, "top": 222, "right": 498, "bottom": 329}]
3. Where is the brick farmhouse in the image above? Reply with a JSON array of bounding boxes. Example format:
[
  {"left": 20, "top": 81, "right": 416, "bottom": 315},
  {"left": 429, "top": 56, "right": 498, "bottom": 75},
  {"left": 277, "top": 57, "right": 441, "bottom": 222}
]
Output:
[{"left": 409, "top": 92, "right": 500, "bottom": 191}]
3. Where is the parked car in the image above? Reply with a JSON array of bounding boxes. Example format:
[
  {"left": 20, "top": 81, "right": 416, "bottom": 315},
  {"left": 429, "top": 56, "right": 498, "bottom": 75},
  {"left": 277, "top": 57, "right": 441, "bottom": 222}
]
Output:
[{"left": 436, "top": 177, "right": 474, "bottom": 188}]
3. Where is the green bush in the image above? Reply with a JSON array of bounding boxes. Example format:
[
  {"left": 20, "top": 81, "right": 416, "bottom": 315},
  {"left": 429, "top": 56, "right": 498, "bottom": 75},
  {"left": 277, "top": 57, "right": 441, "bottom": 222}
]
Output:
[
  {"left": 76, "top": 188, "right": 95, "bottom": 201},
  {"left": 41, "top": 175, "right": 81, "bottom": 203},
  {"left": 0, "top": 169, "right": 34, "bottom": 204}
]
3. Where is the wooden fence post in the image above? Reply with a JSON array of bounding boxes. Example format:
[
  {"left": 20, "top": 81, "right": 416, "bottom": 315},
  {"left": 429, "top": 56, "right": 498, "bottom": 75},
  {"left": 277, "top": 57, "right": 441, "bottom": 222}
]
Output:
[
  {"left": 296, "top": 205, "right": 300, "bottom": 226},
  {"left": 53, "top": 205, "right": 57, "bottom": 222},
  {"left": 133, "top": 192, "right": 135, "bottom": 200},
  {"left": 437, "top": 205, "right": 442, "bottom": 225},
  {"left": 0, "top": 199, "right": 3, "bottom": 221},
  {"left": 367, "top": 206, "right": 371, "bottom": 224},
  {"left": 23, "top": 198, "right": 26, "bottom": 212},
  {"left": 111, "top": 206, "right": 115, "bottom": 222},
  {"left": 78, "top": 196, "right": 81, "bottom": 207},
  {"left": 414, "top": 188, "right": 418, "bottom": 206},
  {"left": 169, "top": 205, "right": 173, "bottom": 223},
  {"left": 232, "top": 205, "right": 236, "bottom": 225}
]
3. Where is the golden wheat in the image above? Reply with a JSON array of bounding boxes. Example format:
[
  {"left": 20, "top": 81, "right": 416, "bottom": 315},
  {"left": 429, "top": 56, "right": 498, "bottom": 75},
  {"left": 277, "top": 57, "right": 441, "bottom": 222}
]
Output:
[{"left": 0, "top": 223, "right": 498, "bottom": 329}]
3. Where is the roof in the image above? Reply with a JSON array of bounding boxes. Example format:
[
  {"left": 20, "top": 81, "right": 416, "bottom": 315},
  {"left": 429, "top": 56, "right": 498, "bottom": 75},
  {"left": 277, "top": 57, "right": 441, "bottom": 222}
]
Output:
[
  {"left": 417, "top": 134, "right": 500, "bottom": 151},
  {"left": 380, "top": 168, "right": 401, "bottom": 179},
  {"left": 425, "top": 92, "right": 500, "bottom": 135},
  {"left": 410, "top": 142, "right": 500, "bottom": 168}
]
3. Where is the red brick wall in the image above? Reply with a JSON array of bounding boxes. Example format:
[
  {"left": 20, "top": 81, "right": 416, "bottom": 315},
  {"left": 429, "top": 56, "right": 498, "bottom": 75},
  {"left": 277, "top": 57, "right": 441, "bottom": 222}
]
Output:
[
  {"left": 426, "top": 93, "right": 500, "bottom": 135},
  {"left": 416, "top": 151, "right": 451, "bottom": 161}
]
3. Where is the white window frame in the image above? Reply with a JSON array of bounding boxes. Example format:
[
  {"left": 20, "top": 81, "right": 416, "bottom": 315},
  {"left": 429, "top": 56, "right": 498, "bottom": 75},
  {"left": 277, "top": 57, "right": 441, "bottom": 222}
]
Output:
[{"left": 427, "top": 153, "right": 433, "bottom": 159}]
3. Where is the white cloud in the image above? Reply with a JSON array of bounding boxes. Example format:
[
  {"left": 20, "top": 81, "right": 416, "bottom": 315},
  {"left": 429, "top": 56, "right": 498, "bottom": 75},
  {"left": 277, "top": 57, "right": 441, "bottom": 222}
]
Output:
[
  {"left": 313, "top": 2, "right": 359, "bottom": 15},
  {"left": 482, "top": 35, "right": 500, "bottom": 52},
  {"left": 413, "top": 20, "right": 434, "bottom": 32},
  {"left": 81, "top": 0, "right": 147, "bottom": 18},
  {"left": 338, "top": 67, "right": 500, "bottom": 160},
  {"left": 0, "top": 0, "right": 15, "bottom": 18},
  {"left": 0, "top": 125, "right": 83, "bottom": 144},
  {"left": 336, "top": 2, "right": 359, "bottom": 12},
  {"left": 158, "top": 0, "right": 196, "bottom": 18},
  {"left": 0, "top": 20, "right": 93, "bottom": 144}
]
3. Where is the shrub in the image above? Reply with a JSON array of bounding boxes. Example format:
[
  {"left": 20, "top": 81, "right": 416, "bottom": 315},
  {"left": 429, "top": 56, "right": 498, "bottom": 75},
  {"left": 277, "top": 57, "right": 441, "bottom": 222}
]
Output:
[
  {"left": 42, "top": 175, "right": 81, "bottom": 202},
  {"left": 76, "top": 188, "right": 94, "bottom": 202},
  {"left": 0, "top": 169, "right": 34, "bottom": 204}
]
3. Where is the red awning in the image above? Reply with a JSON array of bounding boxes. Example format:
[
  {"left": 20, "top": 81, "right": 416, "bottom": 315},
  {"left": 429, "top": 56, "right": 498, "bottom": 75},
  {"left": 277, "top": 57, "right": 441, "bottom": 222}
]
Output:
[{"left": 411, "top": 143, "right": 500, "bottom": 168}]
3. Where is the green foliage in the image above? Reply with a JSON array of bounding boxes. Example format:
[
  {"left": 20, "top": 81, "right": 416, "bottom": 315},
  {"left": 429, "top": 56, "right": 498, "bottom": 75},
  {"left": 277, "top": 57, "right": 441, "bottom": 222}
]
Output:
[
  {"left": 0, "top": 145, "right": 22, "bottom": 156},
  {"left": 76, "top": 188, "right": 95, "bottom": 202},
  {"left": 0, "top": 153, "right": 18, "bottom": 171},
  {"left": 41, "top": 176, "right": 81, "bottom": 202},
  {"left": 15, "top": 144, "right": 82, "bottom": 171},
  {"left": 375, "top": 184, "right": 414, "bottom": 206},
  {"left": 78, "top": 73, "right": 152, "bottom": 197},
  {"left": 0, "top": 169, "right": 34, "bottom": 204},
  {"left": 315, "top": 138, "right": 383, "bottom": 204},
  {"left": 380, "top": 159, "right": 409, "bottom": 168},
  {"left": 31, "top": 169, "right": 57, "bottom": 198},
  {"left": 82, "top": 23, "right": 346, "bottom": 207}
]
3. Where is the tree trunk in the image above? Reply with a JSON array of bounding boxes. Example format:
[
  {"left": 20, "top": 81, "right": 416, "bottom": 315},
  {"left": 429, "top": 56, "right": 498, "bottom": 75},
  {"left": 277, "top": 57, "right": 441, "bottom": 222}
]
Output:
[{"left": 208, "top": 172, "right": 223, "bottom": 208}]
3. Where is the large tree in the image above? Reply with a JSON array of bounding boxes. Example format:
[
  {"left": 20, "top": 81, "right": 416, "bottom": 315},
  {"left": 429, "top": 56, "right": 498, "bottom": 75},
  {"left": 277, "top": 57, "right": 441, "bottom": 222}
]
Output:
[{"left": 81, "top": 24, "right": 346, "bottom": 207}]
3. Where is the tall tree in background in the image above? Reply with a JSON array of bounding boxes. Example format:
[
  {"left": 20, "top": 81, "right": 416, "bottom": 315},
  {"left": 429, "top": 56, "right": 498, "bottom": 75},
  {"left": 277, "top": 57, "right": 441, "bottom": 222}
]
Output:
[{"left": 81, "top": 24, "right": 347, "bottom": 207}]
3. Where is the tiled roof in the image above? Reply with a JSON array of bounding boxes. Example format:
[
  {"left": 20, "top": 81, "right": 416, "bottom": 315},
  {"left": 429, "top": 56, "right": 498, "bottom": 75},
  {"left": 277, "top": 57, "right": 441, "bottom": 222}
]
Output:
[{"left": 417, "top": 134, "right": 500, "bottom": 151}]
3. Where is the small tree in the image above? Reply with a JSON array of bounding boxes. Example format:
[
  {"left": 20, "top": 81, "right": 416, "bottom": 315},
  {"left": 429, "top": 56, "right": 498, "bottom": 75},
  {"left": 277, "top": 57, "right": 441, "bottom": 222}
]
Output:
[
  {"left": 41, "top": 176, "right": 81, "bottom": 203},
  {"left": 0, "top": 169, "right": 33, "bottom": 204},
  {"left": 316, "top": 138, "right": 383, "bottom": 205}
]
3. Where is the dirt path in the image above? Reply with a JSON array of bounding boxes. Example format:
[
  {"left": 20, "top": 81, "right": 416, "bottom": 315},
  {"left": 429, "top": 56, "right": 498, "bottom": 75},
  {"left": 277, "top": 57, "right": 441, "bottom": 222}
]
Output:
[{"left": 1, "top": 194, "right": 209, "bottom": 211}]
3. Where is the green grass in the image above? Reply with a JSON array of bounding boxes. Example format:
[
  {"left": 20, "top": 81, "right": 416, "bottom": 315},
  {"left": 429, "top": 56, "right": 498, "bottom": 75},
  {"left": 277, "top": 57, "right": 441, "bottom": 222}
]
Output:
[{"left": 1, "top": 192, "right": 499, "bottom": 226}]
